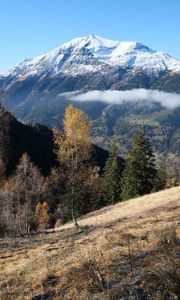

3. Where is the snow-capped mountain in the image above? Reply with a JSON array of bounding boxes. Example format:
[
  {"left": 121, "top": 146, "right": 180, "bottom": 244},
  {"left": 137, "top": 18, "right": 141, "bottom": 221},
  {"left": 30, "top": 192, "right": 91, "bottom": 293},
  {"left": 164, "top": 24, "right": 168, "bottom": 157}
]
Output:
[
  {"left": 0, "top": 34, "right": 180, "bottom": 137},
  {"left": 1, "top": 34, "right": 180, "bottom": 81},
  {"left": 0, "top": 34, "right": 180, "bottom": 156}
]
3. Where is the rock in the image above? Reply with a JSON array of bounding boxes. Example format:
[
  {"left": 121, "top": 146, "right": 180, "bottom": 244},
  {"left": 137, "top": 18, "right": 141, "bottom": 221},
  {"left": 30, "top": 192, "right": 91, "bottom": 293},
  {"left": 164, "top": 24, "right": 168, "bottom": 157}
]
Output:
[
  {"left": 32, "top": 291, "right": 55, "bottom": 300},
  {"left": 124, "top": 287, "right": 151, "bottom": 300}
]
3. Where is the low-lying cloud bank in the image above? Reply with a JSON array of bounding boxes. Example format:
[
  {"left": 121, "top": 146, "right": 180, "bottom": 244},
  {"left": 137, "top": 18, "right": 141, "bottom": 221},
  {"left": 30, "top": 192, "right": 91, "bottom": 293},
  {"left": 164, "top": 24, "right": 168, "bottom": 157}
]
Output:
[{"left": 65, "top": 89, "right": 180, "bottom": 109}]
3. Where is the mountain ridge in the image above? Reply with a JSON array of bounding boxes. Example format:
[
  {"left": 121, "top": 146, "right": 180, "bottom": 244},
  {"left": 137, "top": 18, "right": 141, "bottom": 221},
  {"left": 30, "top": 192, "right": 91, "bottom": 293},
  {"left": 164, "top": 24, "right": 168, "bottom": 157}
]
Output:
[{"left": 1, "top": 34, "right": 180, "bottom": 80}]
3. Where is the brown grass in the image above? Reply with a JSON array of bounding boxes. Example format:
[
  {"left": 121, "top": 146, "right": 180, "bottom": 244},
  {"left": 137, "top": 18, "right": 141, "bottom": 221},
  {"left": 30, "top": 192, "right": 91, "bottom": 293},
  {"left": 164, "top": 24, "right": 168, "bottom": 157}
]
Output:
[{"left": 0, "top": 186, "right": 180, "bottom": 299}]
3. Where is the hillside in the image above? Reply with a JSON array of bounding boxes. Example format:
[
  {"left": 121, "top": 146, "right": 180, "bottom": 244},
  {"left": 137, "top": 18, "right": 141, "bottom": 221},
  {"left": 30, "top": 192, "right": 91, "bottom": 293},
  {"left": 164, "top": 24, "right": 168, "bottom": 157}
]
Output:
[
  {"left": 1, "top": 186, "right": 180, "bottom": 299},
  {"left": 0, "top": 106, "right": 112, "bottom": 176},
  {"left": 0, "top": 110, "right": 56, "bottom": 176}
]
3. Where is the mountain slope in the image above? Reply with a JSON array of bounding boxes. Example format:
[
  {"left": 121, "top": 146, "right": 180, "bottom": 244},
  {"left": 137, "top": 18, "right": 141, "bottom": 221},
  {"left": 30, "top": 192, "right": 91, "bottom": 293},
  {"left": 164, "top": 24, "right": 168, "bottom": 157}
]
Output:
[
  {"left": 0, "top": 186, "right": 180, "bottom": 299},
  {"left": 1, "top": 34, "right": 180, "bottom": 104},
  {"left": 0, "top": 34, "right": 180, "bottom": 156}
]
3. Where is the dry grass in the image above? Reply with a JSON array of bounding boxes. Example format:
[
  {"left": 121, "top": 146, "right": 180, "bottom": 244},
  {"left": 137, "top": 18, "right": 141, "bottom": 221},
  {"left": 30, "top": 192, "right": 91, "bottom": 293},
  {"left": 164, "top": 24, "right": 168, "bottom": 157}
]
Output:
[{"left": 0, "top": 186, "right": 180, "bottom": 299}]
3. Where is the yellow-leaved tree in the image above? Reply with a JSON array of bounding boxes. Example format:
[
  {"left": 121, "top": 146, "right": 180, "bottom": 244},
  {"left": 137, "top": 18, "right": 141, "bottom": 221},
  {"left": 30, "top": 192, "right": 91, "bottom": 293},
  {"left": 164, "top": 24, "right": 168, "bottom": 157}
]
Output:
[
  {"left": 54, "top": 104, "right": 92, "bottom": 228},
  {"left": 34, "top": 201, "right": 51, "bottom": 230}
]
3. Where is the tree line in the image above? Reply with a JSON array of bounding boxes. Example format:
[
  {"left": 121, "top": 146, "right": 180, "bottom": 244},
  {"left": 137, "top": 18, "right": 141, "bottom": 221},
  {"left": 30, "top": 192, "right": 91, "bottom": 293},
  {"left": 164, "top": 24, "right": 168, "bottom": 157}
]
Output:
[{"left": 0, "top": 104, "right": 178, "bottom": 236}]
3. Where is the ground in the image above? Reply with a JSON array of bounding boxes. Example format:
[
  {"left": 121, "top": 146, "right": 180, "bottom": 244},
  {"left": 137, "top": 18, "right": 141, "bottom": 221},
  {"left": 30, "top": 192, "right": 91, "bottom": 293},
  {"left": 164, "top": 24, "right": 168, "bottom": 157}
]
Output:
[{"left": 0, "top": 186, "right": 180, "bottom": 300}]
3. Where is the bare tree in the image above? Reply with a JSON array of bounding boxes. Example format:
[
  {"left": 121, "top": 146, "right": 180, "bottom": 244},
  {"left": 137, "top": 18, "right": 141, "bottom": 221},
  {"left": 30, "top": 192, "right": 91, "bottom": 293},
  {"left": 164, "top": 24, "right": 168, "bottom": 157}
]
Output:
[{"left": 1, "top": 153, "right": 46, "bottom": 236}]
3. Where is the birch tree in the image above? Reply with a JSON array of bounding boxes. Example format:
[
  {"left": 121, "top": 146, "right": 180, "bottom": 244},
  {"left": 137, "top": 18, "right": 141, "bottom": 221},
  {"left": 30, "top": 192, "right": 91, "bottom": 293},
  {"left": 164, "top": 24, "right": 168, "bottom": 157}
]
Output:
[{"left": 54, "top": 104, "right": 92, "bottom": 228}]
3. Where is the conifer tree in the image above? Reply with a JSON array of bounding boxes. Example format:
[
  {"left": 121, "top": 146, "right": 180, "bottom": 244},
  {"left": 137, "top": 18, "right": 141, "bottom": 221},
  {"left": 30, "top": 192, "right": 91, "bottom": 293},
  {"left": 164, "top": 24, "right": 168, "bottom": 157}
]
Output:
[
  {"left": 121, "top": 130, "right": 156, "bottom": 200},
  {"left": 100, "top": 141, "right": 122, "bottom": 206},
  {"left": 153, "top": 160, "right": 167, "bottom": 191}
]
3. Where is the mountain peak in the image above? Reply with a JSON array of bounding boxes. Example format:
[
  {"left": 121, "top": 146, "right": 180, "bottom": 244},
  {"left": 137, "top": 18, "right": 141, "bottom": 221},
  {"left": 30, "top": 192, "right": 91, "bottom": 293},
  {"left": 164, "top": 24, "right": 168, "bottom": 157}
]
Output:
[
  {"left": 58, "top": 34, "right": 119, "bottom": 52},
  {"left": 1, "top": 34, "right": 180, "bottom": 78},
  {"left": 59, "top": 34, "right": 151, "bottom": 53}
]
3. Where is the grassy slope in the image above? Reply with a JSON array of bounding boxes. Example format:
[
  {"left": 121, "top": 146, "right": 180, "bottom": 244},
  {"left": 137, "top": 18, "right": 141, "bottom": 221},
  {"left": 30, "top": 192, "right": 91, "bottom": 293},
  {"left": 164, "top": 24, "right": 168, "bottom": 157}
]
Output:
[{"left": 0, "top": 186, "right": 180, "bottom": 300}]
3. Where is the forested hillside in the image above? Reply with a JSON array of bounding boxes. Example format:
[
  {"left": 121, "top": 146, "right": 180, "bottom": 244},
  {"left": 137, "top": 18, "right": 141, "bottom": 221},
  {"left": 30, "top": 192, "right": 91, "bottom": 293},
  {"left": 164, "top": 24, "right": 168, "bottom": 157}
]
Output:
[{"left": 0, "top": 105, "right": 124, "bottom": 236}]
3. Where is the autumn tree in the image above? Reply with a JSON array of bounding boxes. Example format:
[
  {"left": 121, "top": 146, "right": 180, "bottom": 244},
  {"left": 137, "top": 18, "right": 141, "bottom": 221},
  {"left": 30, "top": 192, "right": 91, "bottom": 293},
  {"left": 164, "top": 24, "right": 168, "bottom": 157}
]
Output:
[
  {"left": 54, "top": 104, "right": 92, "bottom": 228},
  {"left": 34, "top": 201, "right": 51, "bottom": 230},
  {"left": 2, "top": 153, "right": 45, "bottom": 236}
]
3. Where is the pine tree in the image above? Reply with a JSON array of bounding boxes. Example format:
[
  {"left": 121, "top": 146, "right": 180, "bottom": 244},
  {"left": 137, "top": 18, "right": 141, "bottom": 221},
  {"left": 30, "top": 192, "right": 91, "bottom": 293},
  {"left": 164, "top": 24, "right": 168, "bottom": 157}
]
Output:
[
  {"left": 100, "top": 141, "right": 122, "bottom": 206},
  {"left": 121, "top": 130, "right": 156, "bottom": 200},
  {"left": 153, "top": 160, "right": 167, "bottom": 192}
]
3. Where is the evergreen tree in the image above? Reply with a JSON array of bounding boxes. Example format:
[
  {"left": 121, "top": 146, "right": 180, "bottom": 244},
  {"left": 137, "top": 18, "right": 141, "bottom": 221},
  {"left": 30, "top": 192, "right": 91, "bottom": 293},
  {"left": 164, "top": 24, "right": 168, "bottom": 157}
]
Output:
[
  {"left": 153, "top": 160, "right": 167, "bottom": 192},
  {"left": 100, "top": 141, "right": 122, "bottom": 205},
  {"left": 121, "top": 130, "right": 156, "bottom": 200}
]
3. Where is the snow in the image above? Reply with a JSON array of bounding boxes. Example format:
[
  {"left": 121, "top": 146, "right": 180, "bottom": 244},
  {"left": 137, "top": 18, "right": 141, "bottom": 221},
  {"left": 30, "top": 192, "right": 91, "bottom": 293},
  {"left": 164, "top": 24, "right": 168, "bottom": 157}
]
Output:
[{"left": 1, "top": 34, "right": 180, "bottom": 79}]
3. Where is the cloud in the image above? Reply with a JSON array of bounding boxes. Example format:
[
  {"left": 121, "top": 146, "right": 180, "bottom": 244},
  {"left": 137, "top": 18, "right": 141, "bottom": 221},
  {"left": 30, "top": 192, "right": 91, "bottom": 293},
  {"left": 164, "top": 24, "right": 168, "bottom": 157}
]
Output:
[{"left": 65, "top": 89, "right": 180, "bottom": 109}]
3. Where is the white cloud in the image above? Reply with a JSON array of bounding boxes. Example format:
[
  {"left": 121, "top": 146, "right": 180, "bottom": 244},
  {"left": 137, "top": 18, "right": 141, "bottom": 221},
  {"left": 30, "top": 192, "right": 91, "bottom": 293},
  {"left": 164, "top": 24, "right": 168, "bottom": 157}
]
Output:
[{"left": 64, "top": 89, "right": 180, "bottom": 109}]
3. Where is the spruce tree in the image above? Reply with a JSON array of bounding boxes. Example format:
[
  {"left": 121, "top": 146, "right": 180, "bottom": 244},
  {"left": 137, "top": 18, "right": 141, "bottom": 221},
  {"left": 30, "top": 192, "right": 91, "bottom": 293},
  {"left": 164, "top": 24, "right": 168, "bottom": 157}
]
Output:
[
  {"left": 100, "top": 141, "right": 122, "bottom": 205},
  {"left": 121, "top": 130, "right": 156, "bottom": 200},
  {"left": 153, "top": 160, "right": 167, "bottom": 192}
]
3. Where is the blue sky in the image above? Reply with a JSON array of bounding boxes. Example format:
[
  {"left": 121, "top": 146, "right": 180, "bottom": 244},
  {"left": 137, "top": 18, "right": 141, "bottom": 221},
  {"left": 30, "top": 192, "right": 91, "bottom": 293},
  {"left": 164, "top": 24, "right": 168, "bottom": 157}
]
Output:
[{"left": 0, "top": 0, "right": 179, "bottom": 72}]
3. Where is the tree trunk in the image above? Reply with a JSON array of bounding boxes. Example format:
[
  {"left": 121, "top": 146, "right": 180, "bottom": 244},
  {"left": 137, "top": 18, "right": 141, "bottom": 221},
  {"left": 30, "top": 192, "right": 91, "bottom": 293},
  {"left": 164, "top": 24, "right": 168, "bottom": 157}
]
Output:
[{"left": 71, "top": 184, "right": 79, "bottom": 229}]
